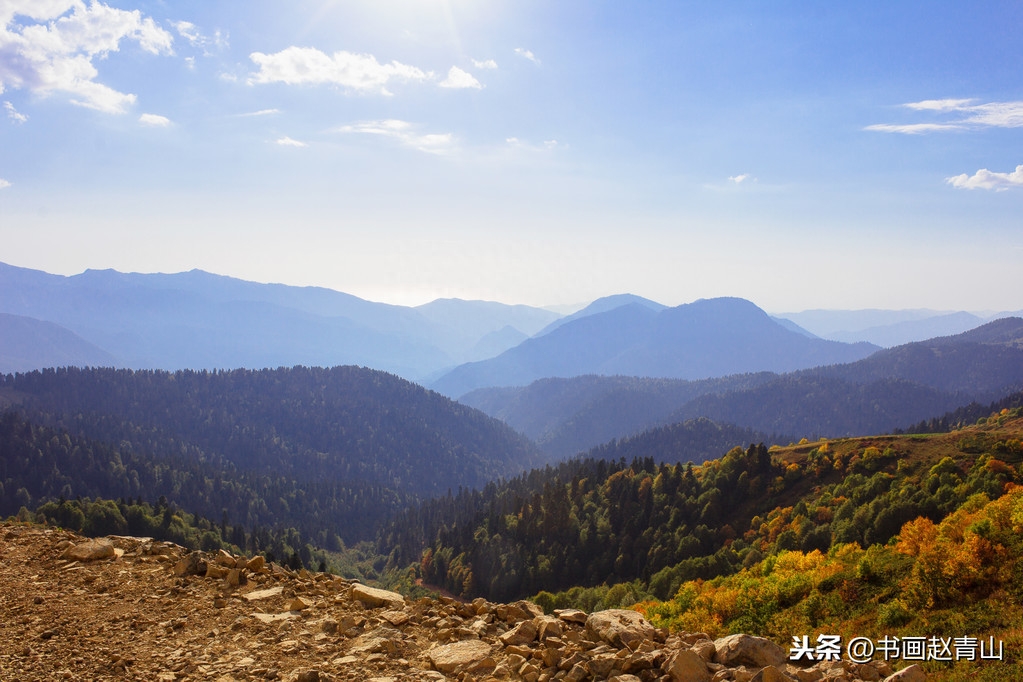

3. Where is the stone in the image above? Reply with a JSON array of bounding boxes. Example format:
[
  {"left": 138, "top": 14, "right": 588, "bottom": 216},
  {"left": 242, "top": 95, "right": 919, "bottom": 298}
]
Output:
[
  {"left": 429, "top": 639, "right": 493, "bottom": 673},
  {"left": 226, "top": 569, "right": 244, "bottom": 587},
  {"left": 883, "top": 666, "right": 926, "bottom": 682},
  {"left": 665, "top": 649, "right": 711, "bottom": 682},
  {"left": 750, "top": 666, "right": 791, "bottom": 682},
  {"left": 287, "top": 596, "right": 311, "bottom": 611},
  {"left": 499, "top": 619, "right": 538, "bottom": 646},
  {"left": 555, "top": 608, "right": 589, "bottom": 624},
  {"left": 381, "top": 610, "right": 410, "bottom": 626},
  {"left": 246, "top": 555, "right": 266, "bottom": 572},
  {"left": 713, "top": 634, "right": 787, "bottom": 669},
  {"left": 348, "top": 627, "right": 403, "bottom": 655},
  {"left": 206, "top": 563, "right": 229, "bottom": 579},
  {"left": 243, "top": 586, "right": 284, "bottom": 601},
  {"left": 586, "top": 609, "right": 657, "bottom": 649},
  {"left": 172, "top": 553, "right": 206, "bottom": 576},
  {"left": 62, "top": 539, "right": 115, "bottom": 562},
  {"left": 535, "top": 615, "right": 564, "bottom": 641},
  {"left": 351, "top": 584, "right": 405, "bottom": 610},
  {"left": 693, "top": 639, "right": 717, "bottom": 662}
]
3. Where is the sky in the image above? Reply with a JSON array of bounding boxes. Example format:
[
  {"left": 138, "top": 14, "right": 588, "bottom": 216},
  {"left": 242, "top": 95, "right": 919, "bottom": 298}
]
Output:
[{"left": 1, "top": 1, "right": 1022, "bottom": 312}]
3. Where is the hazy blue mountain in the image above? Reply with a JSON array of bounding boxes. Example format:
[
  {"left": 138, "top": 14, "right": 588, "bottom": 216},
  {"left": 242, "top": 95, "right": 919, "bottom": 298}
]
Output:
[
  {"left": 0, "top": 313, "right": 118, "bottom": 373},
  {"left": 432, "top": 297, "right": 878, "bottom": 398},
  {"left": 826, "top": 311, "right": 985, "bottom": 347},
  {"left": 414, "top": 298, "right": 559, "bottom": 357},
  {"left": 0, "top": 262, "right": 562, "bottom": 379},
  {"left": 532, "top": 293, "right": 667, "bottom": 337},
  {"left": 777, "top": 308, "right": 948, "bottom": 338},
  {"left": 464, "top": 318, "right": 1023, "bottom": 457},
  {"left": 770, "top": 316, "right": 820, "bottom": 338}
]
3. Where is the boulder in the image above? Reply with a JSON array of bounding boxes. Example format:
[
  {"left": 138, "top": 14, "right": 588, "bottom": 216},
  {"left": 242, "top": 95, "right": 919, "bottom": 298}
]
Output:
[
  {"left": 664, "top": 649, "right": 711, "bottom": 682},
  {"left": 713, "top": 634, "right": 786, "bottom": 668},
  {"left": 62, "top": 539, "right": 115, "bottom": 562},
  {"left": 499, "top": 619, "right": 537, "bottom": 646},
  {"left": 586, "top": 609, "right": 656, "bottom": 648},
  {"left": 429, "top": 640, "right": 493, "bottom": 673},
  {"left": 351, "top": 584, "right": 405, "bottom": 610}
]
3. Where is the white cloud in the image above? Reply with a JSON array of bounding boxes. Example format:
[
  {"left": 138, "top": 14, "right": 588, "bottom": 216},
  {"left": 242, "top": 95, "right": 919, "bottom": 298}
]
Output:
[
  {"left": 4, "top": 100, "right": 27, "bottom": 123},
  {"left": 472, "top": 58, "right": 497, "bottom": 69},
  {"left": 0, "top": 1, "right": 174, "bottom": 113},
  {"left": 869, "top": 99, "right": 1023, "bottom": 134},
  {"left": 863, "top": 123, "right": 964, "bottom": 134},
  {"left": 248, "top": 47, "right": 429, "bottom": 96},
  {"left": 173, "top": 20, "right": 227, "bottom": 56},
  {"left": 903, "top": 99, "right": 974, "bottom": 112},
  {"left": 276, "top": 136, "right": 306, "bottom": 147},
  {"left": 505, "top": 136, "right": 559, "bottom": 153},
  {"left": 0, "top": 178, "right": 10, "bottom": 189},
  {"left": 336, "top": 119, "right": 453, "bottom": 154},
  {"left": 139, "top": 113, "right": 170, "bottom": 127},
  {"left": 238, "top": 108, "right": 280, "bottom": 117},
  {"left": 946, "top": 165, "right": 1023, "bottom": 191},
  {"left": 728, "top": 173, "right": 753, "bottom": 184},
  {"left": 514, "top": 47, "right": 541, "bottom": 65},
  {"left": 439, "top": 66, "right": 480, "bottom": 90}
]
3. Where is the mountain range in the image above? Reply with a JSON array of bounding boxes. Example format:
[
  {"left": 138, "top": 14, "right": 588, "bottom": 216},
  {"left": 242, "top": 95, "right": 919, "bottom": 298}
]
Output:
[
  {"left": 462, "top": 317, "right": 1023, "bottom": 458},
  {"left": 430, "top": 297, "right": 879, "bottom": 397},
  {"left": 0, "top": 262, "right": 558, "bottom": 381}
]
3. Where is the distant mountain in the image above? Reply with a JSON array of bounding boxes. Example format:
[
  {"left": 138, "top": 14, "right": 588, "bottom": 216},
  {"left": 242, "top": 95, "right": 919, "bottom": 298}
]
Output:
[
  {"left": 777, "top": 308, "right": 949, "bottom": 338},
  {"left": 0, "top": 365, "right": 542, "bottom": 542},
  {"left": 826, "top": 311, "right": 985, "bottom": 347},
  {"left": 465, "top": 317, "right": 1023, "bottom": 456},
  {"left": 0, "top": 313, "right": 117, "bottom": 373},
  {"left": 0, "top": 262, "right": 560, "bottom": 380},
  {"left": 432, "top": 297, "right": 878, "bottom": 397},
  {"left": 532, "top": 294, "right": 667, "bottom": 337},
  {"left": 776, "top": 308, "right": 996, "bottom": 346}
]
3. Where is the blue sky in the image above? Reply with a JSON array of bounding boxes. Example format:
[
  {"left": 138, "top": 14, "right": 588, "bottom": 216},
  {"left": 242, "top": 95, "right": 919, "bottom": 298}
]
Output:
[{"left": 2, "top": 1, "right": 1022, "bottom": 311}]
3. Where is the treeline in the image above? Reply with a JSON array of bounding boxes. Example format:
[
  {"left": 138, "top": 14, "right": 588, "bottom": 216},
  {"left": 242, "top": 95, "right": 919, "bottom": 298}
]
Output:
[
  {"left": 10, "top": 495, "right": 333, "bottom": 572},
  {"left": 0, "top": 410, "right": 404, "bottom": 546},
  {"left": 381, "top": 410, "right": 1023, "bottom": 605},
  {"left": 379, "top": 417, "right": 783, "bottom": 602},
  {"left": 899, "top": 389, "right": 1023, "bottom": 435},
  {"left": 0, "top": 365, "right": 540, "bottom": 543}
]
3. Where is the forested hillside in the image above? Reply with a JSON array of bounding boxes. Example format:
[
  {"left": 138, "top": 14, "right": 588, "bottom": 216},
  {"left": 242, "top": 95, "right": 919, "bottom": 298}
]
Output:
[
  {"left": 380, "top": 403, "right": 1023, "bottom": 608},
  {"left": 0, "top": 366, "right": 541, "bottom": 543},
  {"left": 464, "top": 318, "right": 1023, "bottom": 456}
]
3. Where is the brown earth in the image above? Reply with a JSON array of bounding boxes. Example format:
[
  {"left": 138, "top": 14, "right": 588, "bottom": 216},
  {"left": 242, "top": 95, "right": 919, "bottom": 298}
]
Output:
[{"left": 0, "top": 524, "right": 923, "bottom": 682}]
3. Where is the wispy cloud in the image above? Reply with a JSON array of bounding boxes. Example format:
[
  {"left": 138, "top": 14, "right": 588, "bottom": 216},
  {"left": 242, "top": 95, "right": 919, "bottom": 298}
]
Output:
[
  {"left": 472, "top": 58, "right": 497, "bottom": 70},
  {"left": 0, "top": 1, "right": 174, "bottom": 114},
  {"left": 514, "top": 48, "right": 541, "bottom": 65},
  {"left": 139, "top": 113, "right": 171, "bottom": 127},
  {"left": 946, "top": 165, "right": 1023, "bottom": 191},
  {"left": 337, "top": 119, "right": 453, "bottom": 154},
  {"left": 439, "top": 66, "right": 481, "bottom": 90},
  {"left": 505, "top": 137, "right": 559, "bottom": 152},
  {"left": 0, "top": 178, "right": 10, "bottom": 189},
  {"left": 863, "top": 123, "right": 963, "bottom": 134},
  {"left": 248, "top": 47, "right": 429, "bottom": 96},
  {"left": 4, "top": 100, "right": 26, "bottom": 123},
  {"left": 276, "top": 136, "right": 307, "bottom": 147},
  {"left": 237, "top": 108, "right": 281, "bottom": 117},
  {"left": 728, "top": 173, "right": 755, "bottom": 184},
  {"left": 868, "top": 99, "right": 1023, "bottom": 134},
  {"left": 173, "top": 20, "right": 227, "bottom": 56}
]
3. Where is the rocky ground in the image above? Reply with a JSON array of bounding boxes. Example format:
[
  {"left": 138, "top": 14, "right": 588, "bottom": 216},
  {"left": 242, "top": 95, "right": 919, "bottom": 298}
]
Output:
[{"left": 0, "top": 523, "right": 925, "bottom": 682}]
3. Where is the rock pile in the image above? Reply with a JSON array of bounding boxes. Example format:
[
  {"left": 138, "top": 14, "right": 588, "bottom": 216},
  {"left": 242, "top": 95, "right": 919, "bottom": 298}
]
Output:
[{"left": 0, "top": 524, "right": 925, "bottom": 682}]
